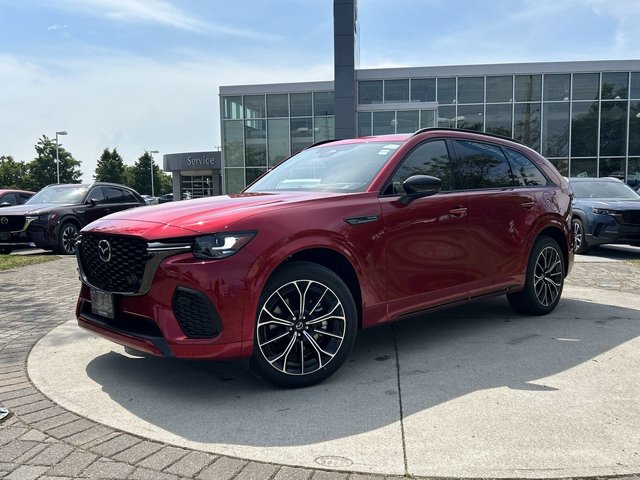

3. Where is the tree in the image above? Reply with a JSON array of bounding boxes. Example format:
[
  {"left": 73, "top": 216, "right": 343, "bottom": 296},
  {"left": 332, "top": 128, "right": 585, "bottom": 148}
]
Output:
[
  {"left": 28, "top": 135, "right": 82, "bottom": 190},
  {"left": 125, "top": 151, "right": 172, "bottom": 196},
  {"left": 0, "top": 155, "right": 30, "bottom": 189},
  {"left": 94, "top": 148, "right": 125, "bottom": 184}
]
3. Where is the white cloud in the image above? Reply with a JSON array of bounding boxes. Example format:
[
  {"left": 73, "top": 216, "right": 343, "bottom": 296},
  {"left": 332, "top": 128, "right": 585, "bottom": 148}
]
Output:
[
  {"left": 47, "top": 24, "right": 68, "bottom": 31},
  {"left": 0, "top": 51, "right": 332, "bottom": 182}
]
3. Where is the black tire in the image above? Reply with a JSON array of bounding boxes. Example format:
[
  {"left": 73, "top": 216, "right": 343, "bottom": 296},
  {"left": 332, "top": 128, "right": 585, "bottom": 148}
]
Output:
[
  {"left": 572, "top": 217, "right": 589, "bottom": 254},
  {"left": 507, "top": 236, "right": 565, "bottom": 315},
  {"left": 250, "top": 261, "right": 358, "bottom": 388},
  {"left": 57, "top": 221, "right": 79, "bottom": 255},
  {"left": 0, "top": 247, "right": 12, "bottom": 255}
]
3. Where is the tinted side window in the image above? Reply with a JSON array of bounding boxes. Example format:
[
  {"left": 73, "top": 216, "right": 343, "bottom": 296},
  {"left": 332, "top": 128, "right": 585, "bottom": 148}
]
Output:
[
  {"left": 103, "top": 187, "right": 125, "bottom": 204},
  {"left": 389, "top": 140, "right": 453, "bottom": 194},
  {"left": 18, "top": 193, "right": 32, "bottom": 204},
  {"left": 504, "top": 148, "right": 550, "bottom": 187},
  {"left": 453, "top": 140, "right": 515, "bottom": 189},
  {"left": 88, "top": 187, "right": 106, "bottom": 204},
  {"left": 122, "top": 190, "right": 138, "bottom": 203},
  {"left": 1, "top": 193, "right": 17, "bottom": 205}
]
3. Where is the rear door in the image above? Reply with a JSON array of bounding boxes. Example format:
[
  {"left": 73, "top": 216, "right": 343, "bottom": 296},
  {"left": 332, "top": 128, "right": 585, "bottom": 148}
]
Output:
[
  {"left": 380, "top": 139, "right": 471, "bottom": 318},
  {"left": 451, "top": 140, "right": 546, "bottom": 296}
]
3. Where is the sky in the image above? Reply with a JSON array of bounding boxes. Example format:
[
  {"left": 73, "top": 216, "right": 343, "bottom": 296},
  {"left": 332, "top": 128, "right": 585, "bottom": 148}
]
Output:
[{"left": 0, "top": 0, "right": 639, "bottom": 182}]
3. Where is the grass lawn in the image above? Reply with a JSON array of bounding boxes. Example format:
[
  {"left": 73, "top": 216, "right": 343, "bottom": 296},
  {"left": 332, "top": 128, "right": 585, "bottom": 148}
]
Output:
[{"left": 0, "top": 254, "right": 59, "bottom": 271}]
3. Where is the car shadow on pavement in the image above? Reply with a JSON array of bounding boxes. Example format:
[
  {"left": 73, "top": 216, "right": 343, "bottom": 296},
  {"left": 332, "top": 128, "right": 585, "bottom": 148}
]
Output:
[{"left": 82, "top": 295, "right": 640, "bottom": 447}]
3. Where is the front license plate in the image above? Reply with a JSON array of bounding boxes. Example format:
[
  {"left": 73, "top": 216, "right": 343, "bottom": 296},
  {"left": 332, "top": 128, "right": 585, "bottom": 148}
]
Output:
[
  {"left": 0, "top": 233, "right": 10, "bottom": 241},
  {"left": 91, "top": 289, "right": 114, "bottom": 319}
]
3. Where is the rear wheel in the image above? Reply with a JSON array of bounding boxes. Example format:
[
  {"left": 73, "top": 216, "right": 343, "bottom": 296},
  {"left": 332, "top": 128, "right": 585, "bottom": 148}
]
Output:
[
  {"left": 251, "top": 261, "right": 358, "bottom": 388},
  {"left": 508, "top": 236, "right": 565, "bottom": 315},
  {"left": 572, "top": 217, "right": 589, "bottom": 254},
  {"left": 57, "top": 222, "right": 79, "bottom": 255}
]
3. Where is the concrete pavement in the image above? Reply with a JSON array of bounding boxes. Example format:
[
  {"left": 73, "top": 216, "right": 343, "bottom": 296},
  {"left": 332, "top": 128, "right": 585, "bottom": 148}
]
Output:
[{"left": 1, "top": 247, "right": 640, "bottom": 479}]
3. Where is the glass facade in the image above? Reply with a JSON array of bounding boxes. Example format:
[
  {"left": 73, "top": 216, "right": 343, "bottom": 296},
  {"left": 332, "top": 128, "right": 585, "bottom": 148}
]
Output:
[
  {"left": 354, "top": 70, "right": 640, "bottom": 181},
  {"left": 221, "top": 91, "right": 334, "bottom": 192},
  {"left": 221, "top": 67, "right": 640, "bottom": 192}
]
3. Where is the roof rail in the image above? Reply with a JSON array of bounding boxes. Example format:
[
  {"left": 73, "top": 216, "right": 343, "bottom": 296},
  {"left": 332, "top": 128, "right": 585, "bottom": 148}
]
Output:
[
  {"left": 304, "top": 138, "right": 342, "bottom": 150},
  {"left": 410, "top": 127, "right": 525, "bottom": 145}
]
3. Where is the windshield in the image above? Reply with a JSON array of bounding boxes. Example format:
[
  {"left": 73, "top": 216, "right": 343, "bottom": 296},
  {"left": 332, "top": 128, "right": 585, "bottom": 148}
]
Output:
[
  {"left": 570, "top": 181, "right": 640, "bottom": 199},
  {"left": 245, "top": 141, "right": 402, "bottom": 193},
  {"left": 26, "top": 185, "right": 88, "bottom": 205}
]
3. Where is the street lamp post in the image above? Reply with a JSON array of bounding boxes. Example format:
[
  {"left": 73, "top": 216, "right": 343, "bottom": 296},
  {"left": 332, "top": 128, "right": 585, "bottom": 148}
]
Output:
[
  {"left": 55, "top": 131, "right": 68, "bottom": 184},
  {"left": 149, "top": 150, "right": 159, "bottom": 197}
]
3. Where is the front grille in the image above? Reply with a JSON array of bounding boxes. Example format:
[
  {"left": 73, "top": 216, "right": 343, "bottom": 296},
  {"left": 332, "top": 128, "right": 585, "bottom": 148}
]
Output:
[
  {"left": 0, "top": 216, "right": 26, "bottom": 232},
  {"left": 172, "top": 287, "right": 221, "bottom": 338},
  {"left": 621, "top": 210, "right": 640, "bottom": 225},
  {"left": 78, "top": 234, "right": 149, "bottom": 293}
]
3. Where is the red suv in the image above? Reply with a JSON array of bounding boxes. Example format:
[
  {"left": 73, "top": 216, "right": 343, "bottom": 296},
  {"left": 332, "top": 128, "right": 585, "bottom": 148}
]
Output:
[{"left": 76, "top": 129, "right": 573, "bottom": 387}]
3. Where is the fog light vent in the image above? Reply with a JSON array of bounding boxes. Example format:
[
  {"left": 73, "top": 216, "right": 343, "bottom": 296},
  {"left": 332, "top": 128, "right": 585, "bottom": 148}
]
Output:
[{"left": 172, "top": 287, "right": 221, "bottom": 338}]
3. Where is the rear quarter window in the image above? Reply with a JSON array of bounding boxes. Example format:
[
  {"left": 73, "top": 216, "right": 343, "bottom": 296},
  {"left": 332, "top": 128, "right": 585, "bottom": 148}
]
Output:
[{"left": 504, "top": 148, "right": 550, "bottom": 187}]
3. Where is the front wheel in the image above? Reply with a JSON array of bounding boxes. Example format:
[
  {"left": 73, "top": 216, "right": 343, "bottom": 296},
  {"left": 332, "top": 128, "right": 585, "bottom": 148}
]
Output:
[
  {"left": 572, "top": 217, "right": 589, "bottom": 254},
  {"left": 507, "top": 236, "right": 565, "bottom": 315},
  {"left": 57, "top": 222, "right": 79, "bottom": 255},
  {"left": 251, "top": 261, "right": 358, "bottom": 388}
]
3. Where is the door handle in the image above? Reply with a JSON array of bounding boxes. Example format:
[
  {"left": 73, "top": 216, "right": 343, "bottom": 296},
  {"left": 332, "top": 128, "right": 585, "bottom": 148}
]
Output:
[
  {"left": 449, "top": 206, "right": 467, "bottom": 218},
  {"left": 520, "top": 201, "right": 535, "bottom": 209}
]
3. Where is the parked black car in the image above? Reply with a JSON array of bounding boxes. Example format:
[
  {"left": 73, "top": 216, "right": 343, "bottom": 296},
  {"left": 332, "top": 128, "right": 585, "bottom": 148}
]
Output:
[
  {"left": 569, "top": 177, "right": 640, "bottom": 253},
  {"left": 0, "top": 183, "right": 145, "bottom": 255},
  {"left": 0, "top": 189, "right": 34, "bottom": 208},
  {"left": 158, "top": 193, "right": 173, "bottom": 203}
]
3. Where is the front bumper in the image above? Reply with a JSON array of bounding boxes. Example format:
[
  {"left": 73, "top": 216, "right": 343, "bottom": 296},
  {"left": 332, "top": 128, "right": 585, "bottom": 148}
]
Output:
[
  {"left": 76, "top": 249, "right": 258, "bottom": 360},
  {"left": 585, "top": 215, "right": 640, "bottom": 246},
  {"left": 0, "top": 220, "right": 59, "bottom": 250}
]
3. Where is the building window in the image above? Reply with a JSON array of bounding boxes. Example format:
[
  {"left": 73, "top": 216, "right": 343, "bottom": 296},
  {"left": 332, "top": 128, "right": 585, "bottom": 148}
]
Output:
[
  {"left": 601, "top": 72, "right": 629, "bottom": 99},
  {"left": 223, "top": 96, "right": 243, "bottom": 120},
  {"left": 396, "top": 110, "right": 419, "bottom": 133},
  {"left": 485, "top": 103, "right": 512, "bottom": 137},
  {"left": 570, "top": 158, "right": 597, "bottom": 177},
  {"left": 513, "top": 103, "right": 541, "bottom": 151},
  {"left": 291, "top": 93, "right": 313, "bottom": 117},
  {"left": 411, "top": 78, "right": 436, "bottom": 102},
  {"left": 544, "top": 74, "right": 571, "bottom": 101},
  {"left": 543, "top": 103, "right": 570, "bottom": 157},
  {"left": 181, "top": 174, "right": 214, "bottom": 199},
  {"left": 457, "top": 104, "right": 484, "bottom": 131},
  {"left": 515, "top": 75, "right": 541, "bottom": 102},
  {"left": 437, "top": 77, "right": 456, "bottom": 104},
  {"left": 572, "top": 73, "right": 599, "bottom": 101},
  {"left": 244, "top": 95, "right": 266, "bottom": 119},
  {"left": 385, "top": 79, "right": 409, "bottom": 102},
  {"left": 457, "top": 77, "right": 484, "bottom": 104},
  {"left": 267, "top": 94, "right": 289, "bottom": 118},
  {"left": 486, "top": 76, "right": 513, "bottom": 103},
  {"left": 314, "top": 91, "right": 335, "bottom": 116},
  {"left": 373, "top": 111, "right": 395, "bottom": 135},
  {"left": 358, "top": 80, "right": 383, "bottom": 104},
  {"left": 600, "top": 101, "right": 628, "bottom": 156},
  {"left": 358, "top": 111, "right": 372, "bottom": 136},
  {"left": 571, "top": 102, "right": 598, "bottom": 157}
]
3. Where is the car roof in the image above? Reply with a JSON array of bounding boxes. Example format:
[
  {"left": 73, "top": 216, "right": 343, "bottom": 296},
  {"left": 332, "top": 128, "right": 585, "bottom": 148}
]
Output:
[
  {"left": 0, "top": 189, "right": 34, "bottom": 194},
  {"left": 308, "top": 128, "right": 524, "bottom": 148},
  {"left": 568, "top": 177, "right": 622, "bottom": 183}
]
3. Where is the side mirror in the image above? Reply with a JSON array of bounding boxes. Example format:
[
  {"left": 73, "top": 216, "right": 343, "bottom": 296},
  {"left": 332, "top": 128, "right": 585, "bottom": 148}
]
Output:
[
  {"left": 0, "top": 202, "right": 11, "bottom": 208},
  {"left": 398, "top": 175, "right": 442, "bottom": 205},
  {"left": 88, "top": 198, "right": 99, "bottom": 207}
]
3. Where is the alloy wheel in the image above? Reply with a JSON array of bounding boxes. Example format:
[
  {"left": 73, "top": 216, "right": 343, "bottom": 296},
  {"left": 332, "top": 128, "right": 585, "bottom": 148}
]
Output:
[
  {"left": 573, "top": 220, "right": 582, "bottom": 252},
  {"left": 61, "top": 225, "right": 79, "bottom": 254},
  {"left": 533, "top": 246, "right": 563, "bottom": 307},
  {"left": 256, "top": 279, "right": 346, "bottom": 376}
]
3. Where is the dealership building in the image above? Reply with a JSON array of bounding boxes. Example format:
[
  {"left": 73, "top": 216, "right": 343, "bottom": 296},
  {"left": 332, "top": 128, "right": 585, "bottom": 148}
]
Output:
[{"left": 218, "top": 1, "right": 640, "bottom": 193}]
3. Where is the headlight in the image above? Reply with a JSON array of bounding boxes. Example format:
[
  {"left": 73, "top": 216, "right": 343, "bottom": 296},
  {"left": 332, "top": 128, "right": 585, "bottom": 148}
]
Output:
[
  {"left": 193, "top": 231, "right": 256, "bottom": 259},
  {"left": 591, "top": 207, "right": 620, "bottom": 215}
]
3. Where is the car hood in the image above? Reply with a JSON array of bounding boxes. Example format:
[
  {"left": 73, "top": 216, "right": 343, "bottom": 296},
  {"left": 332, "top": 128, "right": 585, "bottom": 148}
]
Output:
[
  {"left": 83, "top": 192, "right": 345, "bottom": 239},
  {"left": 0, "top": 203, "right": 70, "bottom": 216},
  {"left": 574, "top": 198, "right": 640, "bottom": 210}
]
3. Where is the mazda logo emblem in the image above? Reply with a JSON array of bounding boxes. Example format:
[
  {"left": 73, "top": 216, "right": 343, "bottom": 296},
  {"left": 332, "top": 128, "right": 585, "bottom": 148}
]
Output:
[
  {"left": 98, "top": 239, "right": 112, "bottom": 263},
  {"left": 0, "top": 217, "right": 7, "bottom": 225}
]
